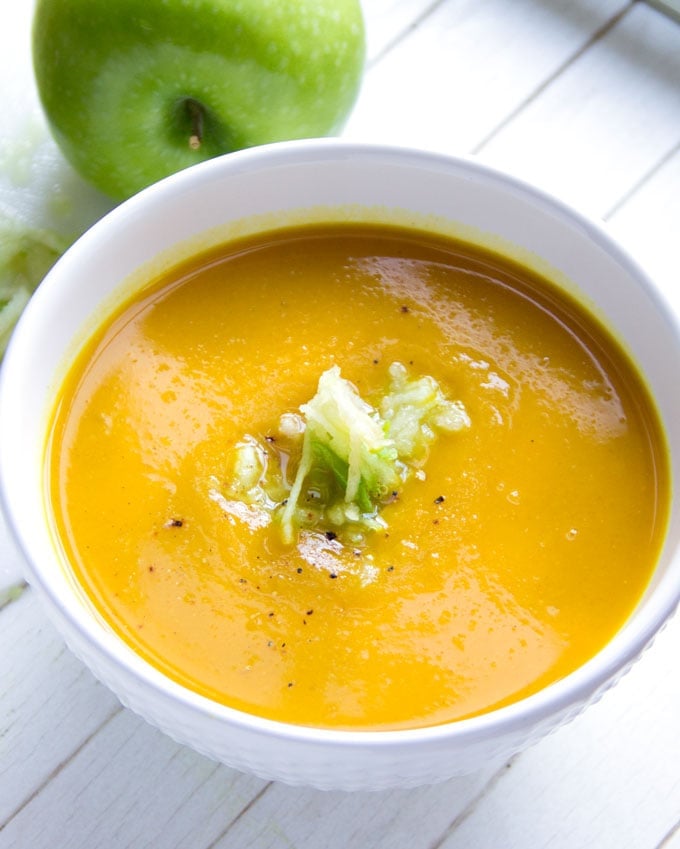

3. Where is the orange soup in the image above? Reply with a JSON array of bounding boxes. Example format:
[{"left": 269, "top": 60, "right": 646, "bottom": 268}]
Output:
[{"left": 46, "top": 224, "right": 669, "bottom": 730}]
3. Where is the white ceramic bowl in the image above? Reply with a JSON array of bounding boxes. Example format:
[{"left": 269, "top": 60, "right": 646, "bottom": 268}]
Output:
[{"left": 1, "top": 140, "right": 679, "bottom": 791}]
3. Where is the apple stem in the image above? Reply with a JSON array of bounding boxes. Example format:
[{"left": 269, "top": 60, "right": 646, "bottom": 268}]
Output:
[{"left": 186, "top": 98, "right": 204, "bottom": 150}]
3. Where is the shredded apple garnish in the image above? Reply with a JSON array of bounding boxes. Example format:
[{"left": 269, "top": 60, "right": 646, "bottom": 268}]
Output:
[{"left": 218, "top": 362, "right": 470, "bottom": 545}]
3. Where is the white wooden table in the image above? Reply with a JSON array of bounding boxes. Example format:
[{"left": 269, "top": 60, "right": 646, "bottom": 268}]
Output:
[{"left": 1, "top": 2, "right": 679, "bottom": 846}]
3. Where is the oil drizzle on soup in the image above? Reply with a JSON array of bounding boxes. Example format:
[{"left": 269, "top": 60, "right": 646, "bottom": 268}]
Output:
[{"left": 47, "top": 225, "right": 669, "bottom": 730}]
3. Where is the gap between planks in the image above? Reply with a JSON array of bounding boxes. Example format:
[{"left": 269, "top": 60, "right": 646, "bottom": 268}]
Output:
[
  {"left": 470, "top": 0, "right": 635, "bottom": 156},
  {"left": 0, "top": 701, "right": 123, "bottom": 833},
  {"left": 426, "top": 759, "right": 518, "bottom": 849},
  {"left": 604, "top": 136, "right": 680, "bottom": 219},
  {"left": 203, "top": 784, "right": 273, "bottom": 849},
  {"left": 366, "top": 0, "right": 452, "bottom": 69}
]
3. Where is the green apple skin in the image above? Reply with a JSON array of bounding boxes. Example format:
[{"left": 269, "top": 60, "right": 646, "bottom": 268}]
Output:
[{"left": 32, "top": 0, "right": 365, "bottom": 200}]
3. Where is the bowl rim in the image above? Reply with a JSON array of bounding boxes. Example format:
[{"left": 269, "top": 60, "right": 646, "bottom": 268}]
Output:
[{"left": 1, "top": 137, "right": 678, "bottom": 750}]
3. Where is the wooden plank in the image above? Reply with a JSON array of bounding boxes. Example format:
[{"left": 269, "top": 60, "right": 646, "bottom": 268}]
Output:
[
  {"left": 477, "top": 3, "right": 680, "bottom": 217},
  {"left": 0, "top": 709, "right": 267, "bottom": 849},
  {"left": 344, "top": 0, "right": 630, "bottom": 153},
  {"left": 0, "top": 591, "right": 121, "bottom": 825},
  {"left": 209, "top": 765, "right": 501, "bottom": 849},
  {"left": 361, "top": 0, "right": 440, "bottom": 64},
  {"left": 607, "top": 146, "right": 680, "bottom": 318},
  {"left": 433, "top": 612, "right": 680, "bottom": 849}
]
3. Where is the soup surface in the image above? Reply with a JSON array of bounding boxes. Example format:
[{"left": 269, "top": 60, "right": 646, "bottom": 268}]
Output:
[{"left": 47, "top": 224, "right": 669, "bottom": 730}]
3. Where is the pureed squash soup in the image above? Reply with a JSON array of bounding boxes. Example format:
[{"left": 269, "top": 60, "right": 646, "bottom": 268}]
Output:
[{"left": 46, "top": 222, "right": 669, "bottom": 731}]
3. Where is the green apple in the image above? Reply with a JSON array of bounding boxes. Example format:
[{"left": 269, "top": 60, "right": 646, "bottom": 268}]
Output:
[{"left": 32, "top": 0, "right": 365, "bottom": 200}]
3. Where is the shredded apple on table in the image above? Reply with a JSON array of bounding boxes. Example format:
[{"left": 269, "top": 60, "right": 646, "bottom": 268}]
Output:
[
  {"left": 0, "top": 213, "right": 65, "bottom": 353},
  {"left": 217, "top": 362, "right": 471, "bottom": 545}
]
